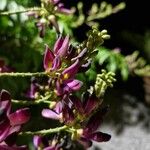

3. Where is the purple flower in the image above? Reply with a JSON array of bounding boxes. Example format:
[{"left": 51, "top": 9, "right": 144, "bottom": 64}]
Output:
[
  {"left": 78, "top": 107, "right": 111, "bottom": 148},
  {"left": 71, "top": 95, "right": 98, "bottom": 116},
  {"left": 55, "top": 60, "right": 82, "bottom": 96},
  {"left": 25, "top": 78, "right": 40, "bottom": 99},
  {"left": 43, "top": 36, "right": 69, "bottom": 72},
  {"left": 28, "top": 0, "right": 73, "bottom": 36},
  {"left": 42, "top": 100, "right": 74, "bottom": 124},
  {"left": 50, "top": 0, "right": 74, "bottom": 15},
  {"left": 0, "top": 90, "right": 30, "bottom": 149}
]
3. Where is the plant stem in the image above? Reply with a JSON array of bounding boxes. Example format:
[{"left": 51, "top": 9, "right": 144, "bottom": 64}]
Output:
[
  {"left": 0, "top": 72, "right": 47, "bottom": 78},
  {"left": 0, "top": 7, "right": 41, "bottom": 16},
  {"left": 12, "top": 95, "right": 54, "bottom": 105},
  {"left": 20, "top": 125, "right": 68, "bottom": 136}
]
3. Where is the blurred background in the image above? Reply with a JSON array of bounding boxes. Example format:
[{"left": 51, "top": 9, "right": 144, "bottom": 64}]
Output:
[{"left": 0, "top": 0, "right": 150, "bottom": 149}]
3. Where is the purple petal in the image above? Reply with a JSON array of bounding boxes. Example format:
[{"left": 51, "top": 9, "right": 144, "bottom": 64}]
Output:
[
  {"left": 71, "top": 97, "right": 84, "bottom": 114},
  {"left": 87, "top": 132, "right": 111, "bottom": 142},
  {"left": 38, "top": 23, "right": 45, "bottom": 38},
  {"left": 84, "top": 106, "right": 109, "bottom": 134},
  {"left": 0, "top": 145, "right": 27, "bottom": 150},
  {"left": 4, "top": 126, "right": 21, "bottom": 146},
  {"left": 84, "top": 96, "right": 97, "bottom": 115},
  {"left": 66, "top": 79, "right": 83, "bottom": 91},
  {"left": 42, "top": 109, "right": 60, "bottom": 120},
  {"left": 56, "top": 35, "right": 69, "bottom": 57},
  {"left": 7, "top": 125, "right": 21, "bottom": 136},
  {"left": 33, "top": 135, "right": 43, "bottom": 148},
  {"left": 9, "top": 108, "right": 30, "bottom": 126},
  {"left": 62, "top": 59, "right": 80, "bottom": 80},
  {"left": 0, "top": 90, "right": 11, "bottom": 102},
  {"left": 53, "top": 36, "right": 64, "bottom": 54},
  {"left": 62, "top": 105, "right": 74, "bottom": 124},
  {"left": 57, "top": 7, "right": 73, "bottom": 14},
  {"left": 51, "top": 0, "right": 60, "bottom": 5},
  {"left": 0, "top": 100, "right": 11, "bottom": 115},
  {"left": 25, "top": 83, "right": 39, "bottom": 99},
  {"left": 55, "top": 80, "right": 64, "bottom": 96},
  {"left": 81, "top": 58, "right": 92, "bottom": 68},
  {"left": 0, "top": 119, "right": 10, "bottom": 142},
  {"left": 51, "top": 56, "right": 61, "bottom": 71},
  {"left": 43, "top": 45, "right": 55, "bottom": 70},
  {"left": 71, "top": 48, "right": 87, "bottom": 61},
  {"left": 44, "top": 146, "right": 55, "bottom": 150},
  {"left": 49, "top": 16, "right": 60, "bottom": 33},
  {"left": 54, "top": 101, "right": 63, "bottom": 114}
]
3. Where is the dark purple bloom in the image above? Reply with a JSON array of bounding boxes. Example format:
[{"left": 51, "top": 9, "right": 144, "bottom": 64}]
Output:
[
  {"left": 71, "top": 95, "right": 98, "bottom": 116},
  {"left": 42, "top": 102, "right": 74, "bottom": 124},
  {"left": 25, "top": 78, "right": 40, "bottom": 99},
  {"left": 78, "top": 107, "right": 111, "bottom": 148},
  {"left": 61, "top": 59, "right": 80, "bottom": 80},
  {"left": 56, "top": 79, "right": 82, "bottom": 96},
  {"left": 55, "top": 59, "right": 82, "bottom": 96},
  {"left": 0, "top": 90, "right": 30, "bottom": 149}
]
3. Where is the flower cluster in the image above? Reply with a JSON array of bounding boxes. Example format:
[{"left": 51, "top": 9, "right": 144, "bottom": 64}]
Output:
[
  {"left": 27, "top": 30, "right": 113, "bottom": 149},
  {"left": 0, "top": 90, "right": 30, "bottom": 149},
  {"left": 28, "top": 0, "right": 73, "bottom": 37},
  {"left": 0, "top": 26, "right": 113, "bottom": 149}
]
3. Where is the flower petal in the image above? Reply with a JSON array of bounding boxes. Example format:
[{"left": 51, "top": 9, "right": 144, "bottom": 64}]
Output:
[
  {"left": 0, "top": 90, "right": 11, "bottom": 102},
  {"left": 0, "top": 145, "right": 27, "bottom": 150},
  {"left": 56, "top": 35, "right": 69, "bottom": 57},
  {"left": 87, "top": 132, "right": 111, "bottom": 142},
  {"left": 43, "top": 45, "right": 55, "bottom": 70},
  {"left": 54, "top": 101, "right": 63, "bottom": 114},
  {"left": 9, "top": 108, "right": 30, "bottom": 126},
  {"left": 84, "top": 106, "right": 109, "bottom": 133},
  {"left": 81, "top": 58, "right": 92, "bottom": 68},
  {"left": 44, "top": 146, "right": 55, "bottom": 150},
  {"left": 71, "top": 48, "right": 87, "bottom": 61},
  {"left": 51, "top": 56, "right": 61, "bottom": 71},
  {"left": 66, "top": 79, "right": 83, "bottom": 91},
  {"left": 33, "top": 135, "right": 43, "bottom": 148},
  {"left": 0, "top": 119, "right": 10, "bottom": 143},
  {"left": 5, "top": 125, "right": 21, "bottom": 146},
  {"left": 42, "top": 109, "right": 60, "bottom": 120},
  {"left": 49, "top": 15, "right": 60, "bottom": 33},
  {"left": 62, "top": 59, "right": 80, "bottom": 80},
  {"left": 53, "top": 36, "right": 64, "bottom": 54},
  {"left": 71, "top": 96, "right": 84, "bottom": 114},
  {"left": 0, "top": 100, "right": 11, "bottom": 115},
  {"left": 84, "top": 96, "right": 97, "bottom": 115}
]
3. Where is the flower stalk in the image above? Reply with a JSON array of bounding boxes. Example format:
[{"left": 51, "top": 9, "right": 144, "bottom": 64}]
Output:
[
  {"left": 0, "top": 72, "right": 47, "bottom": 78},
  {"left": 12, "top": 94, "right": 53, "bottom": 105},
  {"left": 20, "top": 125, "right": 68, "bottom": 136},
  {"left": 0, "top": 7, "right": 41, "bottom": 16}
]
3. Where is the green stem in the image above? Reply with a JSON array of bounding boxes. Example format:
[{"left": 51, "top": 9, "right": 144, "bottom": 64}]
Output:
[
  {"left": 12, "top": 95, "right": 53, "bottom": 105},
  {"left": 0, "top": 7, "right": 41, "bottom": 16},
  {"left": 20, "top": 125, "right": 68, "bottom": 136},
  {"left": 0, "top": 72, "right": 47, "bottom": 77}
]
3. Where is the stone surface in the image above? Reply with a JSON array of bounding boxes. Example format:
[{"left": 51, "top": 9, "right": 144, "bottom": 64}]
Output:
[{"left": 90, "top": 125, "right": 150, "bottom": 150}]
